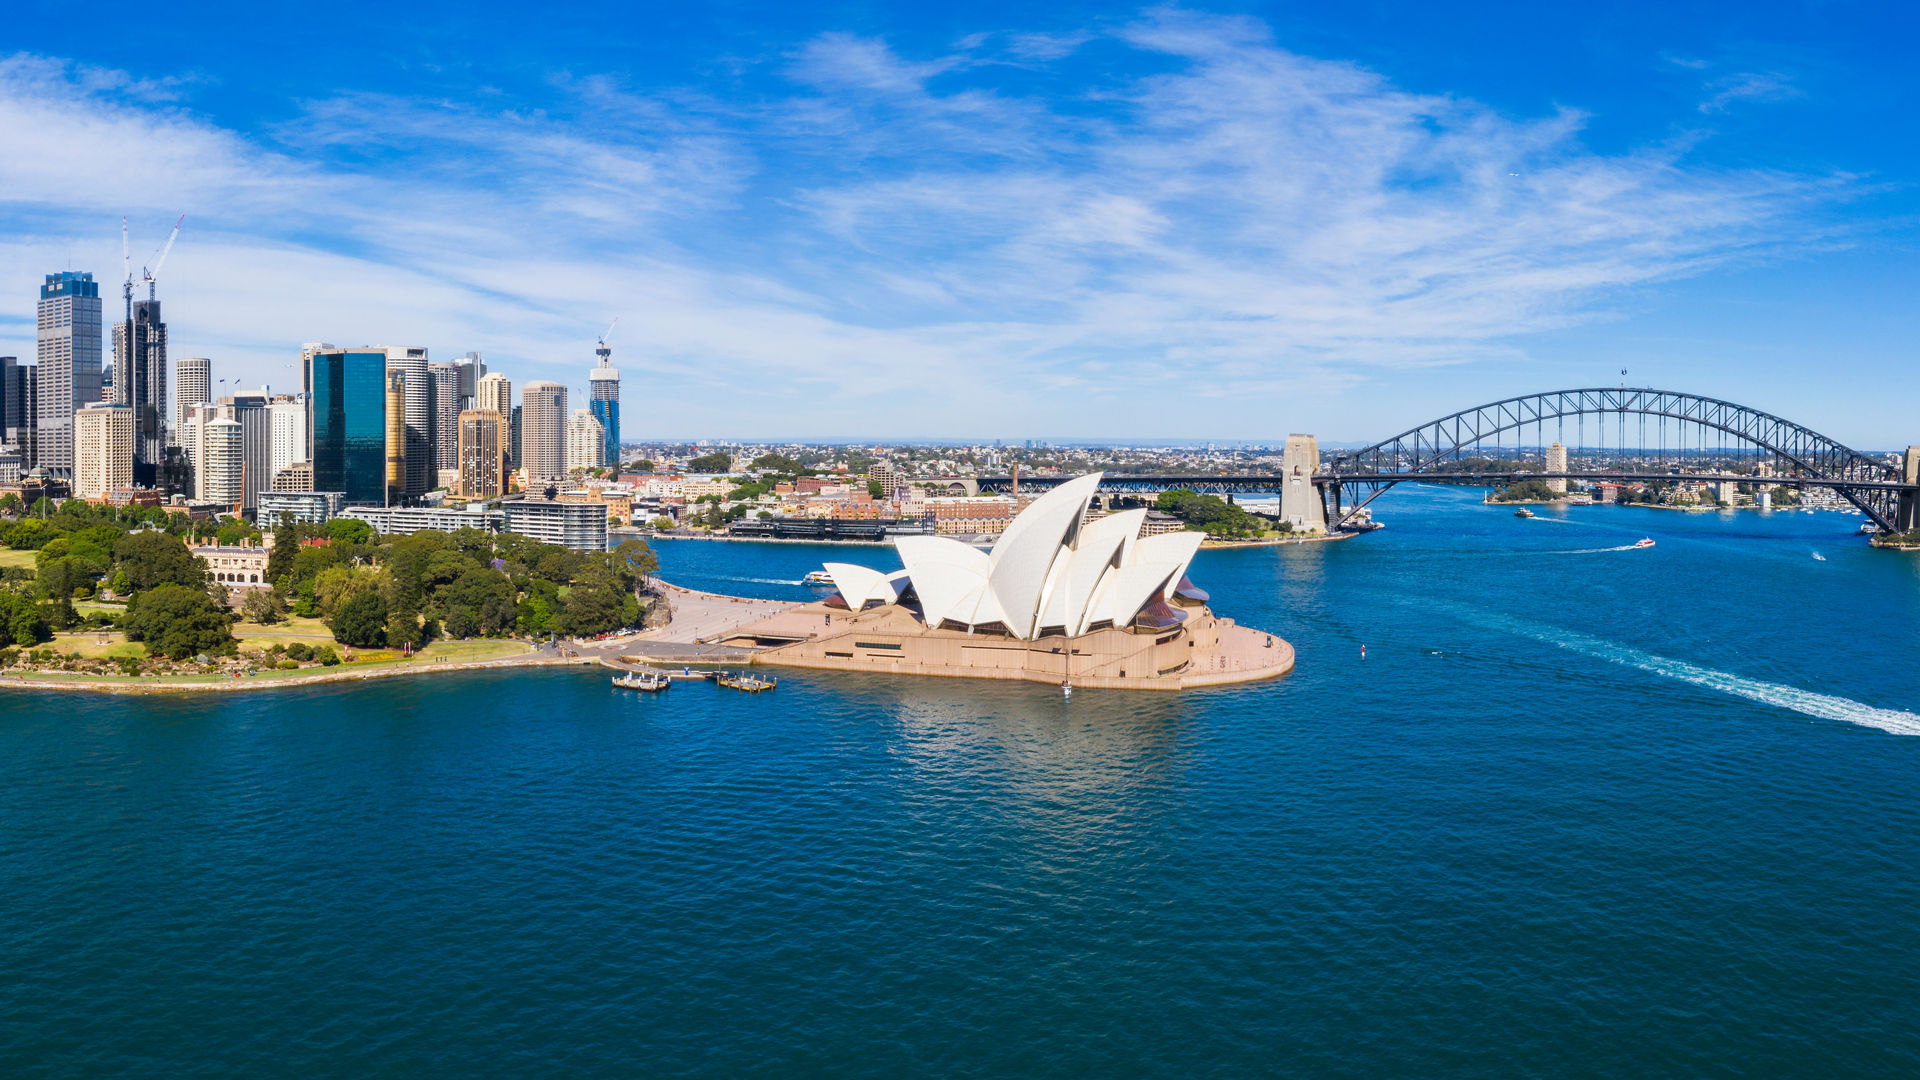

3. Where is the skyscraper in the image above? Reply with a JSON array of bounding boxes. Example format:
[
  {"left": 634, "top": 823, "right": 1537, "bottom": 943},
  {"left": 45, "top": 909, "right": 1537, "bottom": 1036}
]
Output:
[
  {"left": 379, "top": 347, "right": 430, "bottom": 496},
  {"left": 173, "top": 357, "right": 211, "bottom": 444},
  {"left": 589, "top": 338, "right": 620, "bottom": 469},
  {"left": 36, "top": 271, "right": 103, "bottom": 477},
  {"left": 225, "top": 391, "right": 271, "bottom": 511},
  {"left": 74, "top": 403, "right": 133, "bottom": 499},
  {"left": 112, "top": 298, "right": 167, "bottom": 473},
  {"left": 567, "top": 408, "right": 606, "bottom": 474},
  {"left": 476, "top": 372, "right": 511, "bottom": 418},
  {"left": 309, "top": 348, "right": 387, "bottom": 506},
  {"left": 510, "top": 405, "right": 522, "bottom": 472},
  {"left": 0, "top": 357, "right": 33, "bottom": 460},
  {"left": 457, "top": 409, "right": 506, "bottom": 498},
  {"left": 385, "top": 369, "right": 408, "bottom": 507},
  {"left": 429, "top": 360, "right": 461, "bottom": 478},
  {"left": 520, "top": 381, "right": 567, "bottom": 484},
  {"left": 270, "top": 396, "right": 308, "bottom": 483},
  {"left": 199, "top": 418, "right": 243, "bottom": 507}
]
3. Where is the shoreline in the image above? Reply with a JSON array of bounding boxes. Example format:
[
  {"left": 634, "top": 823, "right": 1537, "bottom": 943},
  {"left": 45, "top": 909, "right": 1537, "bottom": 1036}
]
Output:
[{"left": 0, "top": 651, "right": 601, "bottom": 695}]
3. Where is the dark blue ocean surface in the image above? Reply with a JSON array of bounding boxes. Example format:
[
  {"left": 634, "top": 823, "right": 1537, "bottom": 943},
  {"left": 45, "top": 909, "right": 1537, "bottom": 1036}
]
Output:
[{"left": 5, "top": 486, "right": 1920, "bottom": 1077}]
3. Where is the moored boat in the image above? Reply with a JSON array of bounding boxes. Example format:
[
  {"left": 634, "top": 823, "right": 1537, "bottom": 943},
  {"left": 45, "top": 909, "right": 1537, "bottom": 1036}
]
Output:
[{"left": 613, "top": 671, "right": 672, "bottom": 692}]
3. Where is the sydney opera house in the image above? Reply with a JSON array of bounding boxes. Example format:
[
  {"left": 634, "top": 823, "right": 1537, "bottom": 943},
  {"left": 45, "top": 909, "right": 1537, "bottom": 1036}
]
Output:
[{"left": 724, "top": 474, "right": 1295, "bottom": 689}]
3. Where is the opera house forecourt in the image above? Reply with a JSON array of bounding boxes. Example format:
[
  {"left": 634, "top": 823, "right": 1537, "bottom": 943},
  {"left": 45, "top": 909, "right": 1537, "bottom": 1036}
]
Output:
[{"left": 724, "top": 474, "right": 1296, "bottom": 689}]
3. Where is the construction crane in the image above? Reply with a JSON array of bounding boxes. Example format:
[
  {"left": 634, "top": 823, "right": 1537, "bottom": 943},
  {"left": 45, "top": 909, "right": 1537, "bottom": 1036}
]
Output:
[
  {"left": 142, "top": 214, "right": 185, "bottom": 301},
  {"left": 596, "top": 317, "right": 619, "bottom": 365}
]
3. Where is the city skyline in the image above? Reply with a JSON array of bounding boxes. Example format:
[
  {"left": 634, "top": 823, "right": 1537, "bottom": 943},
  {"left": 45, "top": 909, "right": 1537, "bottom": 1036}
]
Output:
[{"left": 0, "top": 3, "right": 1913, "bottom": 445}]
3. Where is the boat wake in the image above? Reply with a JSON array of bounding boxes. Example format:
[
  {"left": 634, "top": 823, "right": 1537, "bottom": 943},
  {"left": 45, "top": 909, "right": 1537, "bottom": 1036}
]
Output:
[
  {"left": 714, "top": 575, "right": 806, "bottom": 586},
  {"left": 1448, "top": 606, "right": 1920, "bottom": 737},
  {"left": 1536, "top": 543, "right": 1651, "bottom": 555}
]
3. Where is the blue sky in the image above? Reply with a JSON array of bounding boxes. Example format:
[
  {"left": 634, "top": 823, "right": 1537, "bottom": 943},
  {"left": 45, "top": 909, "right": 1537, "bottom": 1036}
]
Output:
[{"left": 1, "top": 1, "right": 1913, "bottom": 444}]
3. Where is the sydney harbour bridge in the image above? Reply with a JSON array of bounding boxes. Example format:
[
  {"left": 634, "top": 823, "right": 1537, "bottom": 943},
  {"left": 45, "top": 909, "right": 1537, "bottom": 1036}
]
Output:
[{"left": 970, "top": 388, "right": 1920, "bottom": 535}]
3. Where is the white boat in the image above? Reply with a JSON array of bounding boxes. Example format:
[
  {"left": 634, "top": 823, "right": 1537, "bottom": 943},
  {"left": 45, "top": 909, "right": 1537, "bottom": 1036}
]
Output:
[
  {"left": 802, "top": 569, "right": 834, "bottom": 585},
  {"left": 1633, "top": 537, "right": 1655, "bottom": 549},
  {"left": 1812, "top": 552, "right": 1827, "bottom": 562}
]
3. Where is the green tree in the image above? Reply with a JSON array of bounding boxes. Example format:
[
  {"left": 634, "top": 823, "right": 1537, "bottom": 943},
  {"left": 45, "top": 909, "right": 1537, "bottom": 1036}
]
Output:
[
  {"left": 688, "top": 451, "right": 732, "bottom": 473},
  {"left": 867, "top": 479, "right": 885, "bottom": 499},
  {"left": 441, "top": 569, "right": 517, "bottom": 637},
  {"left": 241, "top": 588, "right": 287, "bottom": 624},
  {"left": 329, "top": 590, "right": 389, "bottom": 648},
  {"left": 751, "top": 452, "right": 803, "bottom": 474},
  {"left": 326, "top": 518, "right": 375, "bottom": 546},
  {"left": 114, "top": 530, "right": 207, "bottom": 591},
  {"left": 0, "top": 594, "right": 51, "bottom": 648},
  {"left": 123, "top": 584, "right": 236, "bottom": 660},
  {"left": 554, "top": 584, "right": 625, "bottom": 637}
]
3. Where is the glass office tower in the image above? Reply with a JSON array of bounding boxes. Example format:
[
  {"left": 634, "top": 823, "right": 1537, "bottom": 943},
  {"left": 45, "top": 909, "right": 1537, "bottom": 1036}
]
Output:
[
  {"left": 589, "top": 341, "right": 619, "bottom": 469},
  {"left": 309, "top": 349, "right": 387, "bottom": 505}
]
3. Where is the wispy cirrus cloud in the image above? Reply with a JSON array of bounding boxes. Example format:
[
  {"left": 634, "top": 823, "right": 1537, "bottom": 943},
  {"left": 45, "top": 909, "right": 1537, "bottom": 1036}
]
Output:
[{"left": 0, "top": 12, "right": 1864, "bottom": 437}]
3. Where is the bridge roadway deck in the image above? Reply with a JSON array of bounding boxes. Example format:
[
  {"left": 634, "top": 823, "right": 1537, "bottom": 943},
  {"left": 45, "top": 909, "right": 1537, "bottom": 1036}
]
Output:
[{"left": 972, "top": 472, "right": 1919, "bottom": 493}]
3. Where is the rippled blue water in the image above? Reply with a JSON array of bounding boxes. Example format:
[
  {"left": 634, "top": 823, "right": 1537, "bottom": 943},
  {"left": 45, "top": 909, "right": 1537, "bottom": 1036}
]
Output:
[{"left": 5, "top": 486, "right": 1920, "bottom": 1077}]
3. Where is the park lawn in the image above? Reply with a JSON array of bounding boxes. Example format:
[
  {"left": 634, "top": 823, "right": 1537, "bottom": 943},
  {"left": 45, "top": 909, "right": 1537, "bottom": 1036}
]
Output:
[
  {"left": 233, "top": 614, "right": 337, "bottom": 648},
  {"left": 0, "top": 548, "right": 36, "bottom": 569},
  {"left": 50, "top": 631, "right": 146, "bottom": 659}
]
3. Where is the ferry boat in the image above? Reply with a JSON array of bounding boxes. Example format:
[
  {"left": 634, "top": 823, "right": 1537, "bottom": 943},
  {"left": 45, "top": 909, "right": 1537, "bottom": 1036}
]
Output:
[
  {"left": 1514, "top": 508, "right": 1535, "bottom": 518},
  {"left": 802, "top": 569, "right": 834, "bottom": 586},
  {"left": 612, "top": 670, "right": 672, "bottom": 692},
  {"left": 1633, "top": 537, "right": 1655, "bottom": 549}
]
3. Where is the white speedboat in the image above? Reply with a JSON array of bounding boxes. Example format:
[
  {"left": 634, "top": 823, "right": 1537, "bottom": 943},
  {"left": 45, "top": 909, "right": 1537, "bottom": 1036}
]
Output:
[
  {"left": 1812, "top": 551, "right": 1826, "bottom": 562},
  {"left": 1633, "top": 537, "right": 1655, "bottom": 549}
]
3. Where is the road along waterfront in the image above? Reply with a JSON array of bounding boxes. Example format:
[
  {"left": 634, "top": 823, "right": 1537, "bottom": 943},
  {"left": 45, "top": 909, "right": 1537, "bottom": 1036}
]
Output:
[{"left": 4, "top": 484, "right": 1920, "bottom": 1077}]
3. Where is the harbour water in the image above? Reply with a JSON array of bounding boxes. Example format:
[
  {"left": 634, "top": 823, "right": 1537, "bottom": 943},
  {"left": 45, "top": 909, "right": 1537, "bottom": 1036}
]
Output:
[{"left": 5, "top": 485, "right": 1920, "bottom": 1076}]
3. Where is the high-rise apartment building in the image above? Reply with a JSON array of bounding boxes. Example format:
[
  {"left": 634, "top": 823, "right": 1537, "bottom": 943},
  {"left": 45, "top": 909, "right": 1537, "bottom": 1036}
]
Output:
[
  {"left": 36, "top": 271, "right": 103, "bottom": 477},
  {"left": 519, "top": 382, "right": 567, "bottom": 484},
  {"left": 457, "top": 408, "right": 507, "bottom": 498},
  {"left": 199, "top": 417, "right": 244, "bottom": 507},
  {"left": 309, "top": 348, "right": 387, "bottom": 506},
  {"left": 567, "top": 408, "right": 606, "bottom": 474},
  {"left": 269, "top": 396, "right": 308, "bottom": 483},
  {"left": 74, "top": 403, "right": 134, "bottom": 499},
  {"left": 385, "top": 369, "right": 407, "bottom": 506},
  {"left": 589, "top": 339, "right": 620, "bottom": 469},
  {"left": 112, "top": 298, "right": 167, "bottom": 471},
  {"left": 173, "top": 357, "right": 211, "bottom": 444},
  {"left": 429, "top": 360, "right": 461, "bottom": 477},
  {"left": 510, "top": 405, "right": 522, "bottom": 472},
  {"left": 381, "top": 346, "right": 430, "bottom": 496}
]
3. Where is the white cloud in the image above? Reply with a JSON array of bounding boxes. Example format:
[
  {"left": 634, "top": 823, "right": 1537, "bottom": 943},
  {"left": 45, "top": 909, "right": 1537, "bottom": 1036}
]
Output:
[{"left": 0, "top": 17, "right": 1861, "bottom": 439}]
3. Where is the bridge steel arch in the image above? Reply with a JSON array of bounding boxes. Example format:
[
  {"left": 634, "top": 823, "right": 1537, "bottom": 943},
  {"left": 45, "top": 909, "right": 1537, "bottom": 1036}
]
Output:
[{"left": 1320, "top": 387, "right": 1907, "bottom": 531}]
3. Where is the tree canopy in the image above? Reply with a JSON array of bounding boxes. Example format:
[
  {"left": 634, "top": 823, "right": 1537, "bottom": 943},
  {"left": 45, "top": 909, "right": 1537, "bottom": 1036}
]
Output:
[{"left": 123, "top": 584, "right": 235, "bottom": 659}]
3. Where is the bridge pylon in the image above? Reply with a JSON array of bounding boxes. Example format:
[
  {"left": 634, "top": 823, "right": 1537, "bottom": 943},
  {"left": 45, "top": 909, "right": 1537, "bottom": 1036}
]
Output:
[
  {"left": 1901, "top": 447, "right": 1920, "bottom": 533},
  {"left": 1281, "top": 434, "right": 1326, "bottom": 533}
]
